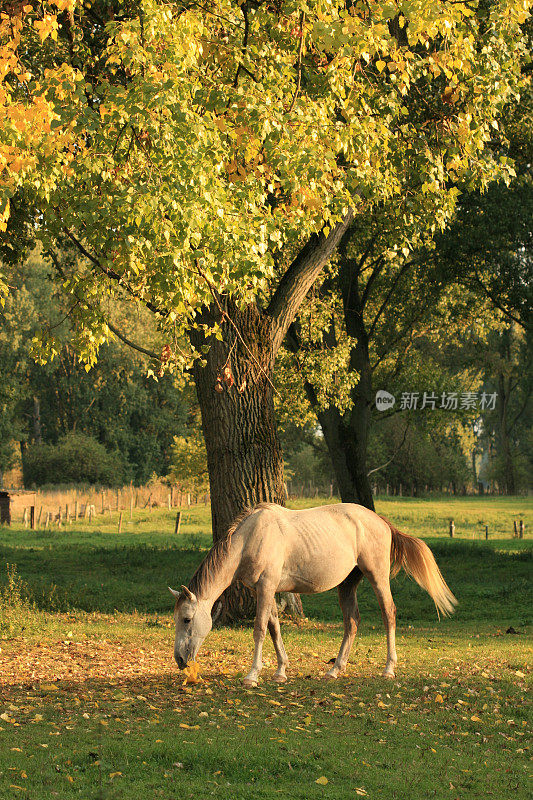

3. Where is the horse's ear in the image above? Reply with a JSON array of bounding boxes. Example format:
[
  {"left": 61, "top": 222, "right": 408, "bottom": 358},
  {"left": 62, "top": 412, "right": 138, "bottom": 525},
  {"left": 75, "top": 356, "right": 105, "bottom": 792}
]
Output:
[
  {"left": 168, "top": 586, "right": 181, "bottom": 599},
  {"left": 180, "top": 585, "right": 197, "bottom": 602}
]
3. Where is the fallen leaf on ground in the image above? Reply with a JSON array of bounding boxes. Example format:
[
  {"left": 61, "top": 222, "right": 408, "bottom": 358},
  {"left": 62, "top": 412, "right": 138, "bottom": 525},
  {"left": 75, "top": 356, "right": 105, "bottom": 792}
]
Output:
[
  {"left": 315, "top": 776, "right": 328, "bottom": 785},
  {"left": 183, "top": 661, "right": 202, "bottom": 685}
]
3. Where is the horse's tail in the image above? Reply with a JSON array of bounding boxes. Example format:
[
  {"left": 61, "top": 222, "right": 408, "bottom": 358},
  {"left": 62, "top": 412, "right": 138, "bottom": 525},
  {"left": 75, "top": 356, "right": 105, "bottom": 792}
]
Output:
[{"left": 381, "top": 516, "right": 457, "bottom": 618}]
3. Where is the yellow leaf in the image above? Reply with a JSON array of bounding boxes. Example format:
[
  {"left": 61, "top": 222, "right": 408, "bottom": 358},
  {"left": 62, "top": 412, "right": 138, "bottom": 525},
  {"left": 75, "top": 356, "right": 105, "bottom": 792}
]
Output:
[
  {"left": 40, "top": 683, "right": 58, "bottom": 691},
  {"left": 109, "top": 772, "right": 122, "bottom": 779},
  {"left": 304, "top": 715, "right": 312, "bottom": 725},
  {"left": 183, "top": 661, "right": 202, "bottom": 685},
  {"left": 515, "top": 670, "right": 525, "bottom": 678},
  {"left": 471, "top": 715, "right": 482, "bottom": 723},
  {"left": 315, "top": 776, "right": 328, "bottom": 785},
  {"left": 66, "top": 776, "right": 74, "bottom": 783},
  {"left": 355, "top": 790, "right": 368, "bottom": 797},
  {"left": 435, "top": 694, "right": 444, "bottom": 704},
  {"left": 376, "top": 60, "right": 386, "bottom": 73}
]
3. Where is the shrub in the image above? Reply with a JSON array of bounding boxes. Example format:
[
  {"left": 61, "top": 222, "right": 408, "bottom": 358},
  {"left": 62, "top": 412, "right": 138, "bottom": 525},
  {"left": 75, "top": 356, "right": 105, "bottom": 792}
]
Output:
[
  {"left": 0, "top": 564, "right": 35, "bottom": 637},
  {"left": 23, "top": 432, "right": 126, "bottom": 487}
]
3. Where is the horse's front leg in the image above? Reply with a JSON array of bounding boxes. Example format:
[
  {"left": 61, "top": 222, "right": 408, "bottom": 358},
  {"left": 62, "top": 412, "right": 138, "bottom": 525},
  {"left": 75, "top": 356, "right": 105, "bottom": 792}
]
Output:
[{"left": 243, "top": 580, "right": 276, "bottom": 687}]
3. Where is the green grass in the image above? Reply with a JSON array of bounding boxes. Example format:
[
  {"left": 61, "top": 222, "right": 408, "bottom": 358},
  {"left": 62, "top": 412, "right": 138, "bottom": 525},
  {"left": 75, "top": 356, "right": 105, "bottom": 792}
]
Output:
[{"left": 0, "top": 497, "right": 531, "bottom": 799}]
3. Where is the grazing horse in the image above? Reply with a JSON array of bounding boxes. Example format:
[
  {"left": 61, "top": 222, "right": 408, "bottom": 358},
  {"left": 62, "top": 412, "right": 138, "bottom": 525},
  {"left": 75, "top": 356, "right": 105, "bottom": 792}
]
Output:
[{"left": 169, "top": 503, "right": 456, "bottom": 686}]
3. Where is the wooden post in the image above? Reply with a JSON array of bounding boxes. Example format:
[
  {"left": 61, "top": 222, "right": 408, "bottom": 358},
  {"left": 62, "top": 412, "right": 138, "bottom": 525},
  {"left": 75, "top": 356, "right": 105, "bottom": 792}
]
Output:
[
  {"left": 88, "top": 505, "right": 93, "bottom": 523},
  {"left": 170, "top": 486, "right": 174, "bottom": 507},
  {"left": 174, "top": 511, "right": 182, "bottom": 535},
  {"left": 30, "top": 506, "right": 35, "bottom": 530},
  {"left": 116, "top": 488, "right": 120, "bottom": 511},
  {"left": 58, "top": 507, "right": 62, "bottom": 527},
  {"left": 130, "top": 492, "right": 133, "bottom": 521},
  {"left": 485, "top": 525, "right": 489, "bottom": 540},
  {"left": 118, "top": 511, "right": 123, "bottom": 534},
  {"left": 449, "top": 520, "right": 455, "bottom": 538},
  {"left": 519, "top": 520, "right": 524, "bottom": 539},
  {"left": 37, "top": 506, "right": 43, "bottom": 526},
  {"left": 74, "top": 500, "right": 79, "bottom": 521},
  {"left": 23, "top": 507, "right": 28, "bottom": 528},
  {"left": 45, "top": 511, "right": 50, "bottom": 529},
  {"left": 168, "top": 493, "right": 171, "bottom": 510},
  {"left": 66, "top": 504, "right": 70, "bottom": 525},
  {"left": 513, "top": 520, "right": 518, "bottom": 538}
]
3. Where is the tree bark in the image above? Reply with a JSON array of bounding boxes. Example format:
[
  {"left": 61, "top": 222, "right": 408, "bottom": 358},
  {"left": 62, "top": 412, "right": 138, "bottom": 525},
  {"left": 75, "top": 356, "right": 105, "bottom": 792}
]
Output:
[
  {"left": 192, "top": 301, "right": 303, "bottom": 620},
  {"left": 498, "top": 372, "right": 516, "bottom": 495}
]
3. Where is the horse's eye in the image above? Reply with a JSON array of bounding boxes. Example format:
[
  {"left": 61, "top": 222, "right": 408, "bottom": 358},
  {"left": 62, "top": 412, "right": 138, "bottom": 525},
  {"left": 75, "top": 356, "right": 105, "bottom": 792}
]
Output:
[{"left": 183, "top": 618, "right": 191, "bottom": 624}]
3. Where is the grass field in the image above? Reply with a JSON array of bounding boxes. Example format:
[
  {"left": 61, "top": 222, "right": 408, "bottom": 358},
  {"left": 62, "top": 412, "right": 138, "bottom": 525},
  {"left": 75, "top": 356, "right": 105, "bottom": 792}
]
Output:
[{"left": 0, "top": 496, "right": 531, "bottom": 799}]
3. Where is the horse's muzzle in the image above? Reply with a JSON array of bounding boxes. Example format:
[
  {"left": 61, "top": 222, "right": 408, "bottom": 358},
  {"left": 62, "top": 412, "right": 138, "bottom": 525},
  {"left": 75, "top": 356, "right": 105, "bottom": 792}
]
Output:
[{"left": 175, "top": 653, "right": 187, "bottom": 670}]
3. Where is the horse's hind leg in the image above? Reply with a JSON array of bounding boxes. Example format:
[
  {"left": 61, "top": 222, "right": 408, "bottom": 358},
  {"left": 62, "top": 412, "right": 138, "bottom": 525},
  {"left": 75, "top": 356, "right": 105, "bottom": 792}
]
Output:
[
  {"left": 326, "top": 567, "right": 363, "bottom": 679},
  {"left": 366, "top": 573, "right": 397, "bottom": 678},
  {"left": 268, "top": 602, "right": 289, "bottom": 683},
  {"left": 243, "top": 578, "right": 276, "bottom": 687}
]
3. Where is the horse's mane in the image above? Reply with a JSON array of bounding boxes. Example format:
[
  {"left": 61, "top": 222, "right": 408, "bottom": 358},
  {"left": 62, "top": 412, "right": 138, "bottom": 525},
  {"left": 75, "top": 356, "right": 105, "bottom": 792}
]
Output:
[{"left": 187, "top": 503, "right": 275, "bottom": 597}]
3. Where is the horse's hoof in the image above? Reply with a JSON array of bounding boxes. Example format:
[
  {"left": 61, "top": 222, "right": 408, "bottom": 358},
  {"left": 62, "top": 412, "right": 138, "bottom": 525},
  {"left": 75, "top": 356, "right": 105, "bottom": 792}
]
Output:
[
  {"left": 324, "top": 670, "right": 339, "bottom": 680},
  {"left": 382, "top": 670, "right": 395, "bottom": 679},
  {"left": 272, "top": 674, "right": 287, "bottom": 684},
  {"left": 242, "top": 678, "right": 258, "bottom": 687}
]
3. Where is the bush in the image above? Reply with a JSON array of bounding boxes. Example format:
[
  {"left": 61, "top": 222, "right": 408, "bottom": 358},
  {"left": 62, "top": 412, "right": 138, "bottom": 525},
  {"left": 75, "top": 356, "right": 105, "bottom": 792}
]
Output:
[
  {"left": 23, "top": 432, "right": 126, "bottom": 487},
  {"left": 0, "top": 564, "right": 35, "bottom": 637}
]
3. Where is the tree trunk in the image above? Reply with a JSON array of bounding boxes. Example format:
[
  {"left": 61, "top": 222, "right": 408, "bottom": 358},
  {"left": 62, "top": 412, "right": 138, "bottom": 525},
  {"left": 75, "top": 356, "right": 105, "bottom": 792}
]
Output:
[
  {"left": 498, "top": 373, "right": 516, "bottom": 495},
  {"left": 192, "top": 302, "right": 303, "bottom": 621}
]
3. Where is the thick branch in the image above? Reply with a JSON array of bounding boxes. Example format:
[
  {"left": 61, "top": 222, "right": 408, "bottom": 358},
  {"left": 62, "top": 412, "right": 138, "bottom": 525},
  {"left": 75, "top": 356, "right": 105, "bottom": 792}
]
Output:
[{"left": 268, "top": 209, "right": 354, "bottom": 353}]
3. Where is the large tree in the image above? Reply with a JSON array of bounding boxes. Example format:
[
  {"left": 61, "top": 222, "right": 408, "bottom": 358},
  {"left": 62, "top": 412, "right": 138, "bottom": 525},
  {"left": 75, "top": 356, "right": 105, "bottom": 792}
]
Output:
[{"left": 1, "top": 0, "right": 529, "bottom": 611}]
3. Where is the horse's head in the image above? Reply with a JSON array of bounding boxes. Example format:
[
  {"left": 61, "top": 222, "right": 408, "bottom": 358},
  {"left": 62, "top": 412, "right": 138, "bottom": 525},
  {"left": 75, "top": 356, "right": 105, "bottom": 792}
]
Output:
[{"left": 168, "top": 585, "right": 215, "bottom": 669}]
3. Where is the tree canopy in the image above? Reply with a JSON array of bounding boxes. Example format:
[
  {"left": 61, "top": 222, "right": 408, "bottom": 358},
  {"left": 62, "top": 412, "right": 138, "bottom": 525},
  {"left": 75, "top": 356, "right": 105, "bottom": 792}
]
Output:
[{"left": 1, "top": 0, "right": 529, "bottom": 362}]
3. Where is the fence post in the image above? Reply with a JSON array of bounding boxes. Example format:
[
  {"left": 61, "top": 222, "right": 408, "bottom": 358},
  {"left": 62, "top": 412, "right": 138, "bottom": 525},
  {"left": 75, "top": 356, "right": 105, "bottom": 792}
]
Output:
[
  {"left": 130, "top": 492, "right": 133, "bottom": 521},
  {"left": 45, "top": 511, "right": 51, "bottom": 529},
  {"left": 23, "top": 507, "right": 28, "bottom": 528},
  {"left": 30, "top": 506, "right": 35, "bottom": 530},
  {"left": 118, "top": 511, "right": 123, "bottom": 534},
  {"left": 58, "top": 507, "right": 62, "bottom": 527},
  {"left": 174, "top": 511, "right": 182, "bottom": 535},
  {"left": 74, "top": 500, "right": 79, "bottom": 521},
  {"left": 519, "top": 520, "right": 524, "bottom": 539},
  {"left": 485, "top": 525, "right": 489, "bottom": 540},
  {"left": 449, "top": 520, "right": 455, "bottom": 538},
  {"left": 37, "top": 506, "right": 43, "bottom": 526}
]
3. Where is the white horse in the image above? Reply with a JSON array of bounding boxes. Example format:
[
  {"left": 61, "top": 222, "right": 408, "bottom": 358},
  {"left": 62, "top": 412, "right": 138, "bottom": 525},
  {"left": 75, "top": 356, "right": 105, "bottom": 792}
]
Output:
[{"left": 169, "top": 502, "right": 456, "bottom": 686}]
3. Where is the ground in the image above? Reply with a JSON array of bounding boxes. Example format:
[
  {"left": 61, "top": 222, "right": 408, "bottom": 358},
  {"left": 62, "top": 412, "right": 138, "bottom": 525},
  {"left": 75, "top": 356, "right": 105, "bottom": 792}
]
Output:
[{"left": 0, "top": 496, "right": 531, "bottom": 799}]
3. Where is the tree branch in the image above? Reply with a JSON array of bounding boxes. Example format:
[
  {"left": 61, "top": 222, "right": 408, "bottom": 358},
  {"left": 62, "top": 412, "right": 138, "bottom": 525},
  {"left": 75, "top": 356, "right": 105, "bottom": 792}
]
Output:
[
  {"left": 103, "top": 317, "right": 161, "bottom": 361},
  {"left": 48, "top": 251, "right": 161, "bottom": 361},
  {"left": 267, "top": 208, "right": 354, "bottom": 354},
  {"left": 368, "top": 257, "right": 418, "bottom": 338},
  {"left": 367, "top": 420, "right": 409, "bottom": 476}
]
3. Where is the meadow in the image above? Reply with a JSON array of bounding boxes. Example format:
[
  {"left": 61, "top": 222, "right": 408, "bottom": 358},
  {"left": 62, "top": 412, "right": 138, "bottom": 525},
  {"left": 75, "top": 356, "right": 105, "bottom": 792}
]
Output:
[{"left": 0, "top": 496, "right": 531, "bottom": 799}]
